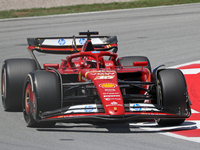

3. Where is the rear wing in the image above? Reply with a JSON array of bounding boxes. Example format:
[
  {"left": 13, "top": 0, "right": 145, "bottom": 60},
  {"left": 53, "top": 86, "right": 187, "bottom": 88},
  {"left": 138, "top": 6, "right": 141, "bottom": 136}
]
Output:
[{"left": 27, "top": 36, "right": 118, "bottom": 54}]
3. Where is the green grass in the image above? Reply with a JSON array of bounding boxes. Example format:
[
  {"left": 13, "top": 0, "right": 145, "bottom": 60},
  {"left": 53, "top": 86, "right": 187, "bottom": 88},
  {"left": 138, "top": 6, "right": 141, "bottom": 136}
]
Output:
[{"left": 0, "top": 0, "right": 200, "bottom": 19}]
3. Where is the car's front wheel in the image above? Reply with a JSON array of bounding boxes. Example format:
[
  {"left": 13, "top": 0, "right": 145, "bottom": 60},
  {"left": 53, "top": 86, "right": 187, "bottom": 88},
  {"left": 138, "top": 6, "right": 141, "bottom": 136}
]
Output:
[
  {"left": 23, "top": 71, "right": 60, "bottom": 127},
  {"left": 156, "top": 69, "right": 190, "bottom": 126}
]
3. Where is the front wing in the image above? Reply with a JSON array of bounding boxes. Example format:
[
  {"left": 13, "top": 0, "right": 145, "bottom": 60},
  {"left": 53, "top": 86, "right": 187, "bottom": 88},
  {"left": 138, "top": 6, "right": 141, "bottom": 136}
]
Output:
[{"left": 38, "top": 103, "right": 191, "bottom": 123}]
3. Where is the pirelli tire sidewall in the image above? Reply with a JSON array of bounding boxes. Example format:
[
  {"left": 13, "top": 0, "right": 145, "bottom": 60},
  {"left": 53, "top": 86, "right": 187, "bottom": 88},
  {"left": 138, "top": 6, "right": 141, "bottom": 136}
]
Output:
[
  {"left": 1, "top": 58, "right": 37, "bottom": 111},
  {"left": 27, "top": 70, "right": 60, "bottom": 121}
]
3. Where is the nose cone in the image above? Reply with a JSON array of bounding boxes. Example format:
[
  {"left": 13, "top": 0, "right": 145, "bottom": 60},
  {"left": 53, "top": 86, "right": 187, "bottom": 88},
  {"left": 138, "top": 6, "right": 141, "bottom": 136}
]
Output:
[
  {"left": 107, "top": 105, "right": 125, "bottom": 115},
  {"left": 95, "top": 79, "right": 125, "bottom": 115},
  {"left": 98, "top": 83, "right": 125, "bottom": 115},
  {"left": 85, "top": 70, "right": 125, "bottom": 116}
]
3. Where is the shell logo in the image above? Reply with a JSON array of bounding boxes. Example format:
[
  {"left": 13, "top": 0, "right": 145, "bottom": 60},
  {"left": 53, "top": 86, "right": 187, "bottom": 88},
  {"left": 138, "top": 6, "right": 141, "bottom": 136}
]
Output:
[{"left": 99, "top": 83, "right": 117, "bottom": 88}]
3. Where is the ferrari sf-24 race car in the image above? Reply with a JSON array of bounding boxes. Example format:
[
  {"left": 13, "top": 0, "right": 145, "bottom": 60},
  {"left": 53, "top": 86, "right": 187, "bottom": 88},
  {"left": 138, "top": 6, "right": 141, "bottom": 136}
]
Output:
[{"left": 1, "top": 31, "right": 191, "bottom": 127}]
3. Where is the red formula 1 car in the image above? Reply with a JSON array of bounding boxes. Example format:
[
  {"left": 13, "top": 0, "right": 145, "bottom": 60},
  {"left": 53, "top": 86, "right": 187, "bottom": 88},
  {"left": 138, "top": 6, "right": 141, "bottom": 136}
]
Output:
[{"left": 1, "top": 31, "right": 191, "bottom": 127}]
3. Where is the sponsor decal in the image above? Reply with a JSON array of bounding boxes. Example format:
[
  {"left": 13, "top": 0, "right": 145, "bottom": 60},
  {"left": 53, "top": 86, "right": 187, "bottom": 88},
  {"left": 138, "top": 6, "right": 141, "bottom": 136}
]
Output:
[
  {"left": 64, "top": 104, "right": 97, "bottom": 114},
  {"left": 103, "top": 95, "right": 120, "bottom": 97},
  {"left": 84, "top": 105, "right": 94, "bottom": 112},
  {"left": 105, "top": 98, "right": 121, "bottom": 101},
  {"left": 78, "top": 71, "right": 81, "bottom": 81},
  {"left": 105, "top": 89, "right": 116, "bottom": 92},
  {"left": 92, "top": 51, "right": 100, "bottom": 53},
  {"left": 129, "top": 103, "right": 159, "bottom": 112},
  {"left": 106, "top": 101, "right": 123, "bottom": 107},
  {"left": 111, "top": 101, "right": 118, "bottom": 105},
  {"left": 96, "top": 72, "right": 115, "bottom": 76},
  {"left": 79, "top": 38, "right": 86, "bottom": 45},
  {"left": 94, "top": 76, "right": 115, "bottom": 80},
  {"left": 85, "top": 71, "right": 115, "bottom": 78},
  {"left": 99, "top": 83, "right": 117, "bottom": 88},
  {"left": 58, "top": 39, "right": 66, "bottom": 45},
  {"left": 103, "top": 92, "right": 119, "bottom": 95},
  {"left": 141, "top": 112, "right": 165, "bottom": 115},
  {"left": 132, "top": 104, "right": 141, "bottom": 111}
]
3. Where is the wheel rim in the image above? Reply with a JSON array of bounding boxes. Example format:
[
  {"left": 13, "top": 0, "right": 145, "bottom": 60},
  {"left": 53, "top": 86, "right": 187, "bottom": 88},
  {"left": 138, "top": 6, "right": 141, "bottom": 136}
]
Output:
[
  {"left": 25, "top": 84, "right": 31, "bottom": 115},
  {"left": 1, "top": 69, "right": 6, "bottom": 109}
]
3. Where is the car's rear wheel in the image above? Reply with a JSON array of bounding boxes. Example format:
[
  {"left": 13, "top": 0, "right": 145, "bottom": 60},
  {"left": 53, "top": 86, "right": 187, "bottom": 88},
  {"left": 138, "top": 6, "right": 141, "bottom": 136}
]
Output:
[
  {"left": 156, "top": 69, "right": 189, "bottom": 126},
  {"left": 1, "top": 59, "right": 37, "bottom": 111},
  {"left": 23, "top": 71, "right": 60, "bottom": 127}
]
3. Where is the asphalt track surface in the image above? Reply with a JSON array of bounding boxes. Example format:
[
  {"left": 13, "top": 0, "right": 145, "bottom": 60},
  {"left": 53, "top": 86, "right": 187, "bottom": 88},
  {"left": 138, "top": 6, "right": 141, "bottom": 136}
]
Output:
[{"left": 1, "top": 3, "right": 200, "bottom": 150}]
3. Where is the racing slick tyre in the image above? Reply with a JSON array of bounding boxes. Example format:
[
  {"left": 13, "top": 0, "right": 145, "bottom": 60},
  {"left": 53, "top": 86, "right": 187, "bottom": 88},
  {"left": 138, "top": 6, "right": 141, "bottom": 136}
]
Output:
[
  {"left": 1, "top": 59, "right": 38, "bottom": 111},
  {"left": 23, "top": 70, "right": 60, "bottom": 127},
  {"left": 117, "top": 56, "right": 151, "bottom": 72},
  {"left": 156, "top": 69, "right": 189, "bottom": 126}
]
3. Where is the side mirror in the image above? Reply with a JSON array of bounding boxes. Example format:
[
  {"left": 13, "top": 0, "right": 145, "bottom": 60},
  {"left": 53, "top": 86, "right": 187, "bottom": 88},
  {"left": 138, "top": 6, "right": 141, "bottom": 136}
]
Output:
[
  {"left": 43, "top": 63, "right": 59, "bottom": 69},
  {"left": 133, "top": 61, "right": 148, "bottom": 67}
]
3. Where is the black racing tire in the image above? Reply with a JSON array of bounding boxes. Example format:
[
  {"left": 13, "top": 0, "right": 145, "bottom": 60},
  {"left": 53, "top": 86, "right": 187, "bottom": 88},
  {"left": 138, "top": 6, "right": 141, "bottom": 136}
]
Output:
[
  {"left": 117, "top": 56, "right": 151, "bottom": 72},
  {"left": 156, "top": 69, "right": 188, "bottom": 126},
  {"left": 1, "top": 59, "right": 38, "bottom": 111},
  {"left": 23, "top": 70, "right": 60, "bottom": 127}
]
